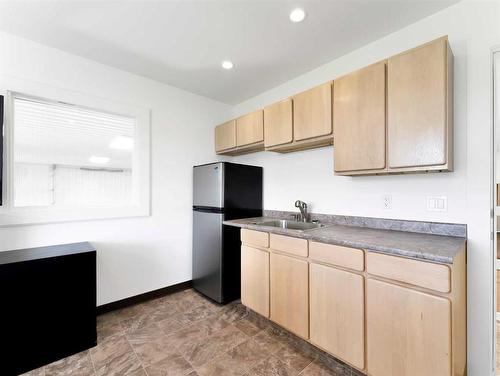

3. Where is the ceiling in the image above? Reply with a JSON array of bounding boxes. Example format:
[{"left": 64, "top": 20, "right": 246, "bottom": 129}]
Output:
[{"left": 0, "top": 0, "right": 458, "bottom": 104}]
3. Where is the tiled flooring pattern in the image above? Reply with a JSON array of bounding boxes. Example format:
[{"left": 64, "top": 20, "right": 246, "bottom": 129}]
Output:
[{"left": 22, "top": 289, "right": 362, "bottom": 376}]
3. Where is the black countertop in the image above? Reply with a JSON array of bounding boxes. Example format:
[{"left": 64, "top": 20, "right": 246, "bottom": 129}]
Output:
[{"left": 0, "top": 242, "right": 95, "bottom": 265}]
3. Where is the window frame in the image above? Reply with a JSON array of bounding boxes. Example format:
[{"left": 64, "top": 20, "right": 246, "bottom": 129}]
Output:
[{"left": 0, "top": 89, "right": 151, "bottom": 226}]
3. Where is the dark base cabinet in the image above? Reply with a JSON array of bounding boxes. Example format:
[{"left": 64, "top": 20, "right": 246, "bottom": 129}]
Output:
[{"left": 0, "top": 242, "right": 96, "bottom": 375}]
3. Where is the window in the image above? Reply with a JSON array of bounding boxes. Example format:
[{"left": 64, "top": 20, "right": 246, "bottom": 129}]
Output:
[{"left": 1, "top": 92, "right": 150, "bottom": 225}]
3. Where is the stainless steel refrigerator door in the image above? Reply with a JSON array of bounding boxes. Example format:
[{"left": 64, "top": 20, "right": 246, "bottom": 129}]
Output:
[
  {"left": 192, "top": 210, "right": 223, "bottom": 302},
  {"left": 193, "top": 163, "right": 224, "bottom": 208}
]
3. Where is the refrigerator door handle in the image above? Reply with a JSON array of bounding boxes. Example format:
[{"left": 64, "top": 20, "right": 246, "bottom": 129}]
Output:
[{"left": 193, "top": 206, "right": 224, "bottom": 214}]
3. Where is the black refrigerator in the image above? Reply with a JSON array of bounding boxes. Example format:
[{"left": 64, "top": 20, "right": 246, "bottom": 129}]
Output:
[{"left": 192, "top": 162, "right": 262, "bottom": 304}]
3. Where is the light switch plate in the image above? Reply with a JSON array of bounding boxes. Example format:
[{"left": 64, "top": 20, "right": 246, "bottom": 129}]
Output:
[{"left": 427, "top": 196, "right": 447, "bottom": 212}]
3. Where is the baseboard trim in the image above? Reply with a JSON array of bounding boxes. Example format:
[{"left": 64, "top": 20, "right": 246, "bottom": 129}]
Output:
[{"left": 96, "top": 280, "right": 192, "bottom": 315}]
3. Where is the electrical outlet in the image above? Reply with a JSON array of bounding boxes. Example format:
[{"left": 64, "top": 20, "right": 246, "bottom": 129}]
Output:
[
  {"left": 382, "top": 195, "right": 392, "bottom": 209},
  {"left": 427, "top": 196, "right": 447, "bottom": 212}
]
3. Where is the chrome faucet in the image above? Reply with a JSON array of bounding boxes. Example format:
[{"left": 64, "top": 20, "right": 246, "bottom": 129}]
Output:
[{"left": 294, "top": 200, "right": 308, "bottom": 222}]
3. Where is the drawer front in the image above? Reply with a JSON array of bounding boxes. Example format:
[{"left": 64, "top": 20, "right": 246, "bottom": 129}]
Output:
[
  {"left": 270, "top": 234, "right": 308, "bottom": 257},
  {"left": 241, "top": 229, "right": 269, "bottom": 248},
  {"left": 367, "top": 252, "right": 451, "bottom": 293},
  {"left": 309, "top": 242, "right": 364, "bottom": 271}
]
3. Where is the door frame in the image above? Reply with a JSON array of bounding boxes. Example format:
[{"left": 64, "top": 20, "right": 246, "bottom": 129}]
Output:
[{"left": 492, "top": 47, "right": 500, "bottom": 375}]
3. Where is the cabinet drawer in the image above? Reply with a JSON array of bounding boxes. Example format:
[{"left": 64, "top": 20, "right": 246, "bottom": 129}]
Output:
[
  {"left": 270, "top": 234, "right": 308, "bottom": 257},
  {"left": 309, "top": 242, "right": 364, "bottom": 271},
  {"left": 241, "top": 229, "right": 269, "bottom": 248},
  {"left": 367, "top": 252, "right": 451, "bottom": 293}
]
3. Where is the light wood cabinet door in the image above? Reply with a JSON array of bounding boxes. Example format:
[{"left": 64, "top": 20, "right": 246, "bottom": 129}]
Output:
[
  {"left": 388, "top": 38, "right": 449, "bottom": 169},
  {"left": 334, "top": 62, "right": 386, "bottom": 172},
  {"left": 241, "top": 246, "right": 269, "bottom": 317},
  {"left": 293, "top": 83, "right": 332, "bottom": 141},
  {"left": 264, "top": 99, "right": 293, "bottom": 147},
  {"left": 367, "top": 279, "right": 452, "bottom": 376},
  {"left": 310, "top": 263, "right": 364, "bottom": 369},
  {"left": 215, "top": 120, "right": 236, "bottom": 152},
  {"left": 270, "top": 252, "right": 309, "bottom": 339},
  {"left": 236, "top": 110, "right": 264, "bottom": 147}
]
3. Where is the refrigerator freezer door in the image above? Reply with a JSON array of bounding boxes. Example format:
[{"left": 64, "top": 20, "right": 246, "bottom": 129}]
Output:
[
  {"left": 192, "top": 210, "right": 224, "bottom": 302},
  {"left": 193, "top": 163, "right": 224, "bottom": 208}
]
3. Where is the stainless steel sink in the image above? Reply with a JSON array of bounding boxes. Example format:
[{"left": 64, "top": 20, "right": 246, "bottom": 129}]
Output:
[{"left": 251, "top": 219, "right": 324, "bottom": 231}]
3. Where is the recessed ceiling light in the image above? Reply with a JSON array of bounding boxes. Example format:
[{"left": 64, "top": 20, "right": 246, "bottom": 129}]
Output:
[
  {"left": 289, "top": 8, "right": 306, "bottom": 23},
  {"left": 89, "top": 156, "right": 110, "bottom": 164},
  {"left": 109, "top": 135, "right": 134, "bottom": 150},
  {"left": 222, "top": 60, "right": 234, "bottom": 70}
]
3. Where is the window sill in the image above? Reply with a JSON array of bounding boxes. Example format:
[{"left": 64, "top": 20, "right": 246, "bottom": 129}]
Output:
[{"left": 0, "top": 206, "right": 150, "bottom": 227}]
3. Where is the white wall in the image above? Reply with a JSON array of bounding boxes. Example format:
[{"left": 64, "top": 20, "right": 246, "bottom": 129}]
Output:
[
  {"left": 0, "top": 31, "right": 232, "bottom": 305},
  {"left": 232, "top": 1, "right": 500, "bottom": 374},
  {"left": 0, "top": 2, "right": 498, "bottom": 374}
]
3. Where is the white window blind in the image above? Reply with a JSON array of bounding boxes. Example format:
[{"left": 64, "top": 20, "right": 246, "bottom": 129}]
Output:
[{"left": 13, "top": 94, "right": 136, "bottom": 208}]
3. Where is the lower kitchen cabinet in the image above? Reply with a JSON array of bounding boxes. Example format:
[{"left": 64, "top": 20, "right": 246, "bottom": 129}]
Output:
[
  {"left": 239, "top": 230, "right": 466, "bottom": 376},
  {"left": 270, "top": 252, "right": 309, "bottom": 339},
  {"left": 241, "top": 245, "right": 270, "bottom": 317},
  {"left": 366, "top": 279, "right": 452, "bottom": 376},
  {"left": 309, "top": 263, "right": 365, "bottom": 369}
]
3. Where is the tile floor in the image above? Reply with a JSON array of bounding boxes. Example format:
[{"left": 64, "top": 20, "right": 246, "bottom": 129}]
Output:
[{"left": 22, "top": 288, "right": 362, "bottom": 376}]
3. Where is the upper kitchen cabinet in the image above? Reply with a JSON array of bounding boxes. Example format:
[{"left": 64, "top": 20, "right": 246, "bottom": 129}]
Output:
[
  {"left": 216, "top": 110, "right": 265, "bottom": 155},
  {"left": 334, "top": 62, "right": 387, "bottom": 175},
  {"left": 236, "top": 110, "right": 264, "bottom": 147},
  {"left": 294, "top": 83, "right": 332, "bottom": 141},
  {"left": 264, "top": 99, "right": 293, "bottom": 148},
  {"left": 266, "top": 83, "right": 333, "bottom": 153},
  {"left": 215, "top": 120, "right": 236, "bottom": 153},
  {"left": 335, "top": 36, "right": 453, "bottom": 176},
  {"left": 387, "top": 36, "right": 453, "bottom": 172},
  {"left": 215, "top": 37, "right": 453, "bottom": 169}
]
